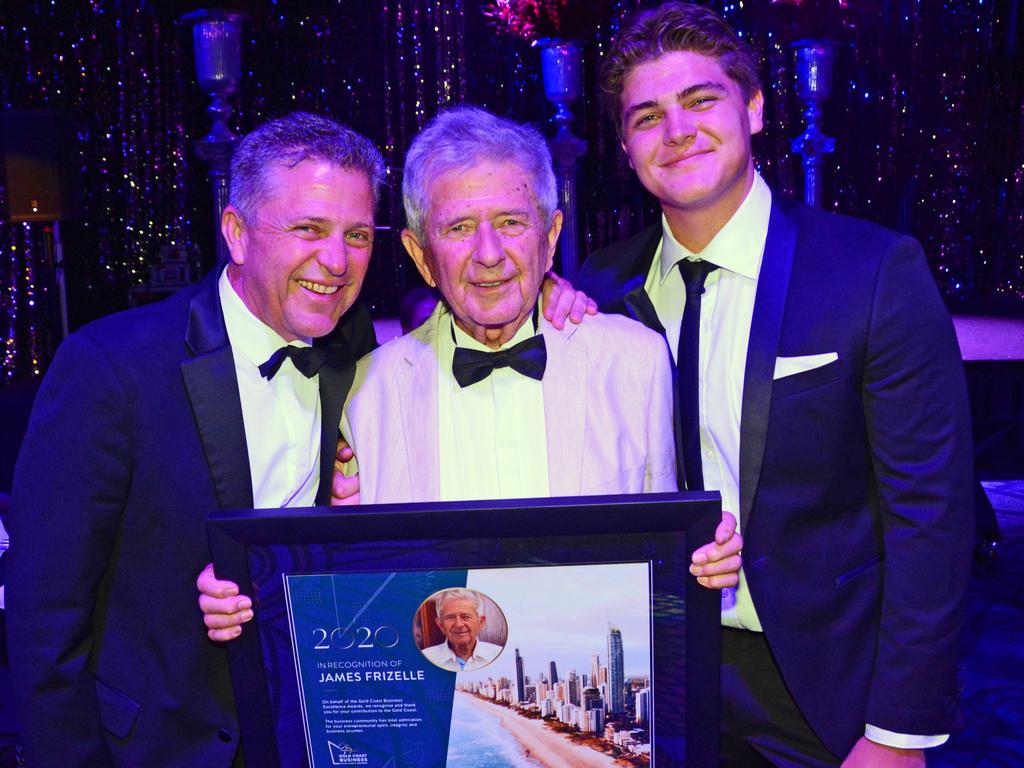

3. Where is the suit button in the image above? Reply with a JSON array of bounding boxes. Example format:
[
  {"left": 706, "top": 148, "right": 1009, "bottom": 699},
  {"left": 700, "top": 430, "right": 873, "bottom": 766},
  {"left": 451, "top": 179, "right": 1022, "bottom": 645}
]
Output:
[{"left": 218, "top": 728, "right": 233, "bottom": 743}]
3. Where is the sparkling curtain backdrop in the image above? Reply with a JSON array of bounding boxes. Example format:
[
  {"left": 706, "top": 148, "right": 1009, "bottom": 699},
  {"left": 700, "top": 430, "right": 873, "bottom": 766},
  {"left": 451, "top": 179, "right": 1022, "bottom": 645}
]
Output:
[{"left": 2, "top": 0, "right": 1022, "bottom": 384}]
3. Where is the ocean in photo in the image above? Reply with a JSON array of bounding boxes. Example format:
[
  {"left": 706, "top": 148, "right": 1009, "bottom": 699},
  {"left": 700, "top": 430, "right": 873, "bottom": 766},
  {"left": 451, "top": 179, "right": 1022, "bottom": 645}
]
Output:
[{"left": 445, "top": 694, "right": 545, "bottom": 768}]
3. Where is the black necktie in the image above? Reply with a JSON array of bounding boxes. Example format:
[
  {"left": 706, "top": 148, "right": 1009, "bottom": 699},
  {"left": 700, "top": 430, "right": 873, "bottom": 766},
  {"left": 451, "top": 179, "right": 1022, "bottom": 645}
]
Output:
[
  {"left": 258, "top": 345, "right": 329, "bottom": 380},
  {"left": 451, "top": 334, "right": 547, "bottom": 388},
  {"left": 677, "top": 259, "right": 718, "bottom": 491}
]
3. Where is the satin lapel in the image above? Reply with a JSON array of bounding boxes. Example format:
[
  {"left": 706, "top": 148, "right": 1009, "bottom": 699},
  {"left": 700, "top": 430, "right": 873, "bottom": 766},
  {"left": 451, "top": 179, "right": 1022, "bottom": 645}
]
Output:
[
  {"left": 180, "top": 270, "right": 253, "bottom": 511},
  {"left": 541, "top": 319, "right": 585, "bottom": 496},
  {"left": 398, "top": 318, "right": 441, "bottom": 501},
  {"left": 314, "top": 337, "right": 358, "bottom": 505},
  {"left": 624, "top": 285, "right": 665, "bottom": 336},
  {"left": 738, "top": 200, "right": 799, "bottom": 528},
  {"left": 621, "top": 227, "right": 665, "bottom": 332}
]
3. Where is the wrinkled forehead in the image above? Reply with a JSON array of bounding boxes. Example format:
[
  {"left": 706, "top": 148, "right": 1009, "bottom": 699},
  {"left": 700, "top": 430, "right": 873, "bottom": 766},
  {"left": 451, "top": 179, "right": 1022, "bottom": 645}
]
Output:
[{"left": 427, "top": 160, "right": 538, "bottom": 215}]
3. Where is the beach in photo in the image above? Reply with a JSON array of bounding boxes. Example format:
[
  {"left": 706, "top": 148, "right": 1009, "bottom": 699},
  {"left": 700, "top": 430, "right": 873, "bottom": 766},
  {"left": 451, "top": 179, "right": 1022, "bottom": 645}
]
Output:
[
  {"left": 444, "top": 562, "right": 653, "bottom": 766},
  {"left": 457, "top": 692, "right": 625, "bottom": 768}
]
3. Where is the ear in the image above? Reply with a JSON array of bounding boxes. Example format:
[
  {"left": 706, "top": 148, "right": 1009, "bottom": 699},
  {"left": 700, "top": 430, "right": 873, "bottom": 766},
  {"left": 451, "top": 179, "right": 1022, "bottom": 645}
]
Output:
[
  {"left": 221, "top": 206, "right": 247, "bottom": 266},
  {"left": 747, "top": 90, "right": 765, "bottom": 136},
  {"left": 478, "top": 614, "right": 487, "bottom": 631},
  {"left": 401, "top": 228, "right": 437, "bottom": 287},
  {"left": 544, "top": 210, "right": 564, "bottom": 273},
  {"left": 619, "top": 136, "right": 636, "bottom": 171}
]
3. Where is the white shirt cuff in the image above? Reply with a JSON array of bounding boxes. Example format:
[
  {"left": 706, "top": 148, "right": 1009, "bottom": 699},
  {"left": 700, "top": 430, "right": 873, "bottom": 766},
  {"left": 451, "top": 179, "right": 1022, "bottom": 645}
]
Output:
[{"left": 865, "top": 724, "right": 949, "bottom": 749}]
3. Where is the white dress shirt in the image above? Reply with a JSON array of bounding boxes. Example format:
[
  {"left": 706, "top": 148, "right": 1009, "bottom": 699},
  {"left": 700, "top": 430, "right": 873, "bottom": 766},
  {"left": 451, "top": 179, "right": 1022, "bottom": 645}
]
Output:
[
  {"left": 421, "top": 639, "right": 505, "bottom": 672},
  {"left": 436, "top": 309, "right": 550, "bottom": 502},
  {"left": 644, "top": 173, "right": 945, "bottom": 749},
  {"left": 646, "top": 172, "right": 770, "bottom": 632},
  {"left": 219, "top": 270, "right": 321, "bottom": 509}
]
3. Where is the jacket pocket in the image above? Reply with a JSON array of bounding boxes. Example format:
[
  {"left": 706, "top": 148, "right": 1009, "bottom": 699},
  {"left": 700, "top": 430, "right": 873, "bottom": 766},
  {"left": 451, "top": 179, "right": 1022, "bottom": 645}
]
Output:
[
  {"left": 835, "top": 554, "right": 882, "bottom": 587},
  {"left": 771, "top": 358, "right": 849, "bottom": 400},
  {"left": 95, "top": 676, "right": 141, "bottom": 739}
]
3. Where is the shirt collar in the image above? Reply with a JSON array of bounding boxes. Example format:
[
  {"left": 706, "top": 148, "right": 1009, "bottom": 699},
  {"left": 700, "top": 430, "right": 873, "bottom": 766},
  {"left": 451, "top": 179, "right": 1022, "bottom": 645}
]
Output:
[
  {"left": 218, "top": 267, "right": 312, "bottom": 371},
  {"left": 437, "top": 640, "right": 487, "bottom": 666},
  {"left": 657, "top": 172, "right": 772, "bottom": 283}
]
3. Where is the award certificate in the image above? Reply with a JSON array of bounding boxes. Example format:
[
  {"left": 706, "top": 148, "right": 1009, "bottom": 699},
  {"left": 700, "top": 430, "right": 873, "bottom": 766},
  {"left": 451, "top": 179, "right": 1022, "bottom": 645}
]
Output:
[{"left": 208, "top": 492, "right": 721, "bottom": 767}]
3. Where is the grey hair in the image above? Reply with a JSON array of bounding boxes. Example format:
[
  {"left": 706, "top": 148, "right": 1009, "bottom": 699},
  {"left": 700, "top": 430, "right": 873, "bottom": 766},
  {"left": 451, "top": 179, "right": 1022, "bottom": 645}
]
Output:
[
  {"left": 229, "top": 111, "right": 386, "bottom": 223},
  {"left": 434, "top": 588, "right": 482, "bottom": 617},
  {"left": 402, "top": 106, "right": 557, "bottom": 240}
]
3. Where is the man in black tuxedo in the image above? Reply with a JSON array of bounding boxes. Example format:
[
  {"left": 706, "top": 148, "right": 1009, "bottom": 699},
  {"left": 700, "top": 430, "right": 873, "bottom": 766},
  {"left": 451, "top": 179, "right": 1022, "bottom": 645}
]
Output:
[
  {"left": 5, "top": 112, "right": 384, "bottom": 767},
  {"left": 579, "top": 4, "right": 974, "bottom": 766}
]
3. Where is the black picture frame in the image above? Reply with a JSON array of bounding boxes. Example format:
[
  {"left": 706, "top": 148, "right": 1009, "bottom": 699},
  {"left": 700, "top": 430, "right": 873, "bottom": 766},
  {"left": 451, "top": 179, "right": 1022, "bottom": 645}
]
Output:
[{"left": 208, "top": 491, "right": 722, "bottom": 767}]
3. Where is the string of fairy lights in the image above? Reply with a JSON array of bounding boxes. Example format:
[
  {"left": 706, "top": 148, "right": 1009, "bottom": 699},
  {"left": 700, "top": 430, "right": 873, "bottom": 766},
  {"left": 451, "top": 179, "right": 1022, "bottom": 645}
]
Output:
[{"left": 1, "top": 0, "right": 1022, "bottom": 384}]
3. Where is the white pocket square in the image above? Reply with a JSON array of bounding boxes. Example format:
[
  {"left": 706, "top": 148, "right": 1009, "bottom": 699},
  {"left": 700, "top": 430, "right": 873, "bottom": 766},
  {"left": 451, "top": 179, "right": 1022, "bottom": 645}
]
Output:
[{"left": 773, "top": 353, "right": 839, "bottom": 380}]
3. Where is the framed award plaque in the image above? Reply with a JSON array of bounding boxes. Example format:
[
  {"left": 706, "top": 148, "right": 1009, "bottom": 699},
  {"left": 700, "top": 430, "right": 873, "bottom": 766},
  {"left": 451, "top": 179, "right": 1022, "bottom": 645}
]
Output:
[{"left": 208, "top": 491, "right": 721, "bottom": 767}]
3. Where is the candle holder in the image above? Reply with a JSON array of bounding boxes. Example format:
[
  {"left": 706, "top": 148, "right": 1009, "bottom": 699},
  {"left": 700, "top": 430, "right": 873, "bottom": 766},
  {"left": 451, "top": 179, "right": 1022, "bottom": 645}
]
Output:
[
  {"left": 536, "top": 38, "right": 587, "bottom": 284},
  {"left": 182, "top": 9, "right": 249, "bottom": 266},
  {"left": 790, "top": 39, "right": 836, "bottom": 208}
]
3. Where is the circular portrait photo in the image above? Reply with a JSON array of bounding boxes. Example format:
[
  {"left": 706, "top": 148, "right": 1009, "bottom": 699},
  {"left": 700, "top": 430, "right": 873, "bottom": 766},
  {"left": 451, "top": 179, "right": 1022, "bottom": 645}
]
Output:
[{"left": 414, "top": 587, "right": 508, "bottom": 673}]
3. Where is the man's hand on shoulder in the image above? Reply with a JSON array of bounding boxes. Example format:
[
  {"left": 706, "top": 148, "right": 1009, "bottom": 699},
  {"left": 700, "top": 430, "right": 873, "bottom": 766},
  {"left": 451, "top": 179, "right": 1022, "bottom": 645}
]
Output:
[
  {"left": 541, "top": 270, "right": 597, "bottom": 329},
  {"left": 842, "top": 737, "right": 925, "bottom": 767},
  {"left": 197, "top": 563, "right": 252, "bottom": 642},
  {"left": 689, "top": 510, "right": 743, "bottom": 589},
  {"left": 331, "top": 439, "right": 360, "bottom": 505}
]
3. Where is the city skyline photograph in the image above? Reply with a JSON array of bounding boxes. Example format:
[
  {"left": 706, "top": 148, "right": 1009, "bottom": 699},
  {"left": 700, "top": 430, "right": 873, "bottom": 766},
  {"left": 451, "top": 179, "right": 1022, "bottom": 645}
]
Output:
[{"left": 460, "top": 562, "right": 652, "bottom": 683}]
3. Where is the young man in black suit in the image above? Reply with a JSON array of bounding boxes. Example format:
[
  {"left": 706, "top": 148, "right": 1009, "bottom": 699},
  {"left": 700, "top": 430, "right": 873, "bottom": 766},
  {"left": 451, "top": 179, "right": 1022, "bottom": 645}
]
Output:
[{"left": 579, "top": 4, "right": 974, "bottom": 766}]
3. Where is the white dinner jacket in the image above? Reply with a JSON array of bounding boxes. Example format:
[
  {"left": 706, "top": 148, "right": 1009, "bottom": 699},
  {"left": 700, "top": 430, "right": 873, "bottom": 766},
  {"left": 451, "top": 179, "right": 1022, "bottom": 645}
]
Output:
[{"left": 341, "top": 305, "right": 677, "bottom": 503}]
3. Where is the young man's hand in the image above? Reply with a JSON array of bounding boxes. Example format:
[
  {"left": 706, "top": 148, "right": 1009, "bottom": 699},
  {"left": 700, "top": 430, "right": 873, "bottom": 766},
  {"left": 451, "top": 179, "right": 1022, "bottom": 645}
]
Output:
[{"left": 689, "top": 511, "right": 743, "bottom": 589}]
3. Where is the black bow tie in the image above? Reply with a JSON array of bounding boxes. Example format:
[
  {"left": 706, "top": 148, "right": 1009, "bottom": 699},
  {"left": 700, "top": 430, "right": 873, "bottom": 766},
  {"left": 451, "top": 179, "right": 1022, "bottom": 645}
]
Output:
[
  {"left": 258, "top": 345, "right": 328, "bottom": 380},
  {"left": 451, "top": 334, "right": 547, "bottom": 388}
]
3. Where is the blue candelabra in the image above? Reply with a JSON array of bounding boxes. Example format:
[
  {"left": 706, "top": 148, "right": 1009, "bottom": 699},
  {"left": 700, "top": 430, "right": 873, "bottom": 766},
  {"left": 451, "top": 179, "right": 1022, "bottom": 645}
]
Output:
[
  {"left": 791, "top": 40, "right": 836, "bottom": 208},
  {"left": 537, "top": 39, "right": 587, "bottom": 284}
]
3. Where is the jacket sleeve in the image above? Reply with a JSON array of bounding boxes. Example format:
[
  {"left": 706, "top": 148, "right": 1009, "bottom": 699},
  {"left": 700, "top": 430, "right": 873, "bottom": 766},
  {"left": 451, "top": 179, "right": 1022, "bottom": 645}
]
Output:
[
  {"left": 6, "top": 330, "right": 133, "bottom": 768},
  {"left": 860, "top": 236, "right": 974, "bottom": 734}
]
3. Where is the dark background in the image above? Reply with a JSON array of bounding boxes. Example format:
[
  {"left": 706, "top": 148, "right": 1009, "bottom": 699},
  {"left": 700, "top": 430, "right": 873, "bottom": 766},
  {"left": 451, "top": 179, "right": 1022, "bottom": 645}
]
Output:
[{"left": 1, "top": 0, "right": 1022, "bottom": 385}]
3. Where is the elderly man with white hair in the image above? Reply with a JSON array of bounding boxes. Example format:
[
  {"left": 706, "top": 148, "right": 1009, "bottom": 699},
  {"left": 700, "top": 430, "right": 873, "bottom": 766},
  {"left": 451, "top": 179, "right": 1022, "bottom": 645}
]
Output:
[
  {"left": 421, "top": 589, "right": 502, "bottom": 672},
  {"left": 341, "top": 106, "right": 687, "bottom": 504}
]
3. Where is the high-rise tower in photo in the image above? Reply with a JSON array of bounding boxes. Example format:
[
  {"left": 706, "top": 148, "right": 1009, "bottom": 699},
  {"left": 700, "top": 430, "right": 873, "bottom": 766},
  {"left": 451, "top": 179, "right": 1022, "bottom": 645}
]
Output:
[
  {"left": 607, "top": 623, "right": 625, "bottom": 714},
  {"left": 635, "top": 686, "right": 651, "bottom": 728},
  {"left": 514, "top": 647, "right": 526, "bottom": 704},
  {"left": 548, "top": 660, "right": 558, "bottom": 685}
]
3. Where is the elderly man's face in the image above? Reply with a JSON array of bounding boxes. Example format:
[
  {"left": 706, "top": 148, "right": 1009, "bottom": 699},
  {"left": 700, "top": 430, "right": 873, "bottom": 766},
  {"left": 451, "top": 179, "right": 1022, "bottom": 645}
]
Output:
[
  {"left": 222, "top": 160, "right": 375, "bottom": 341},
  {"left": 436, "top": 598, "right": 485, "bottom": 648},
  {"left": 402, "top": 160, "right": 562, "bottom": 348}
]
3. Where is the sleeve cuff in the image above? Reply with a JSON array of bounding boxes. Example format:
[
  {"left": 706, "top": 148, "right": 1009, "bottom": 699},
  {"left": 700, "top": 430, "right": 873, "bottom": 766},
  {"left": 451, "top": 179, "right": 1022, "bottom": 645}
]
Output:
[{"left": 865, "top": 724, "right": 949, "bottom": 749}]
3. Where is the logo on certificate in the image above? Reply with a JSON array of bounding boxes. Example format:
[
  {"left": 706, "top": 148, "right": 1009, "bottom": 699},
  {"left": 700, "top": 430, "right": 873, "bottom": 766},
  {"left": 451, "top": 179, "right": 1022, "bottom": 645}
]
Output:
[{"left": 327, "top": 741, "right": 367, "bottom": 765}]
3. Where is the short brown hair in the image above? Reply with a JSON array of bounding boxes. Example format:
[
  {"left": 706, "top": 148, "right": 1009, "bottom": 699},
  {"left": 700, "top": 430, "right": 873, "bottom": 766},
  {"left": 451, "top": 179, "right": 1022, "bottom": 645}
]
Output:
[{"left": 600, "top": 2, "right": 761, "bottom": 133}]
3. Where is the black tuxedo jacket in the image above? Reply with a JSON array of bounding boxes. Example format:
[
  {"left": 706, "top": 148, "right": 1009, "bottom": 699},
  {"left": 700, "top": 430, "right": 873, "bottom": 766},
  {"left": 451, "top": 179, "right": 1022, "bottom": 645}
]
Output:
[
  {"left": 6, "top": 268, "right": 374, "bottom": 767},
  {"left": 579, "top": 195, "right": 974, "bottom": 757}
]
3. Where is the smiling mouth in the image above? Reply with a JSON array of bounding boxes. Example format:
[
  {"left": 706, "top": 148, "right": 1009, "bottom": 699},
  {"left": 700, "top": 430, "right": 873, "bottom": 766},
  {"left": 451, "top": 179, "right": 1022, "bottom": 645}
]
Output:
[
  {"left": 661, "top": 150, "right": 711, "bottom": 167},
  {"left": 471, "top": 278, "right": 510, "bottom": 289},
  {"left": 297, "top": 279, "right": 340, "bottom": 295}
]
